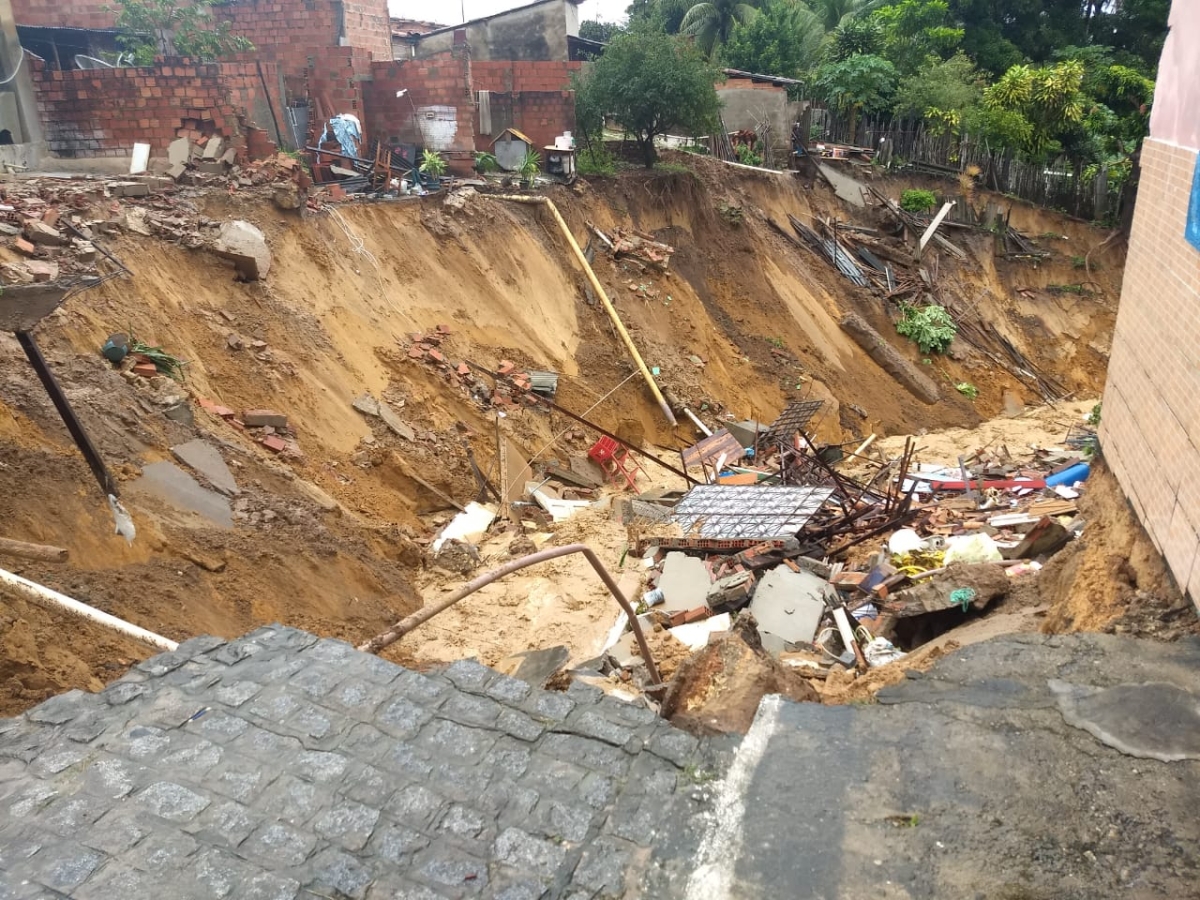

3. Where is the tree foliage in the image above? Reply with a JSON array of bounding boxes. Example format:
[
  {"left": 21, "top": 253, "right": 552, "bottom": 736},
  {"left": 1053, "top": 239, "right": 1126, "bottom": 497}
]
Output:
[
  {"left": 893, "top": 52, "right": 982, "bottom": 119},
  {"left": 680, "top": 0, "right": 763, "bottom": 56},
  {"left": 815, "top": 53, "right": 897, "bottom": 115},
  {"left": 107, "top": 0, "right": 253, "bottom": 64},
  {"left": 579, "top": 20, "right": 624, "bottom": 42},
  {"left": 722, "top": 0, "right": 824, "bottom": 78},
  {"left": 574, "top": 30, "right": 721, "bottom": 166},
  {"left": 869, "top": 0, "right": 962, "bottom": 74}
]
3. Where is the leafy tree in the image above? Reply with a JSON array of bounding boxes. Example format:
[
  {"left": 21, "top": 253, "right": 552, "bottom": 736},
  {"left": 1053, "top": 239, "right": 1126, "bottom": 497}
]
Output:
[
  {"left": 870, "top": 0, "right": 962, "bottom": 75},
  {"left": 626, "top": 0, "right": 697, "bottom": 33},
  {"left": 680, "top": 0, "right": 763, "bottom": 56},
  {"left": 722, "top": 0, "right": 825, "bottom": 79},
  {"left": 826, "top": 16, "right": 882, "bottom": 61},
  {"left": 574, "top": 31, "right": 721, "bottom": 166},
  {"left": 947, "top": 0, "right": 1088, "bottom": 71},
  {"left": 579, "top": 20, "right": 624, "bottom": 42},
  {"left": 982, "top": 58, "right": 1086, "bottom": 160},
  {"left": 893, "top": 52, "right": 982, "bottom": 120},
  {"left": 107, "top": 0, "right": 253, "bottom": 64},
  {"left": 814, "top": 53, "right": 897, "bottom": 143}
]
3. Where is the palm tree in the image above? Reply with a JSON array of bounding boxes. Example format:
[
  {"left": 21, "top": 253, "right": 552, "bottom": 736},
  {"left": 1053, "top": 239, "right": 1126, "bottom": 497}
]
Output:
[
  {"left": 680, "top": 0, "right": 763, "bottom": 56},
  {"left": 809, "top": 0, "right": 882, "bottom": 32}
]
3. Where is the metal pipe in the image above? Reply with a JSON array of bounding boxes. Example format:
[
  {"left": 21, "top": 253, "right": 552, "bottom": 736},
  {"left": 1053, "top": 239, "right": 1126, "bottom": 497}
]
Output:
[
  {"left": 0, "top": 566, "right": 178, "bottom": 651},
  {"left": 681, "top": 407, "right": 712, "bottom": 437},
  {"left": 495, "top": 195, "right": 678, "bottom": 427},
  {"left": 359, "top": 543, "right": 661, "bottom": 685}
]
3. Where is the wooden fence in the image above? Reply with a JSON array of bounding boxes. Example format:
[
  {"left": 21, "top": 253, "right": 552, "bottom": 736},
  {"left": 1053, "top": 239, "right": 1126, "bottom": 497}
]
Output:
[{"left": 809, "top": 110, "right": 1124, "bottom": 223}]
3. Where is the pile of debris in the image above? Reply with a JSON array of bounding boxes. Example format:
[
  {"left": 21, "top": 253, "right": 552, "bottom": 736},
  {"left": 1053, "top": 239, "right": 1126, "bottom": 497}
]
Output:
[{"left": 586, "top": 399, "right": 1095, "bottom": 720}]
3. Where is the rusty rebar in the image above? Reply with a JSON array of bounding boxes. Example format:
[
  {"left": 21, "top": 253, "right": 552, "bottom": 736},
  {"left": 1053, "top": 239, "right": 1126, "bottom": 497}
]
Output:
[{"left": 358, "top": 543, "right": 661, "bottom": 685}]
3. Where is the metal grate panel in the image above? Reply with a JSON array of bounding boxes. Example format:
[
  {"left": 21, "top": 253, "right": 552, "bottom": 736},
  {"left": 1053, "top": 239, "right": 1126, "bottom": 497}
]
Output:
[
  {"left": 671, "top": 484, "right": 835, "bottom": 539},
  {"left": 762, "top": 399, "right": 825, "bottom": 447}
]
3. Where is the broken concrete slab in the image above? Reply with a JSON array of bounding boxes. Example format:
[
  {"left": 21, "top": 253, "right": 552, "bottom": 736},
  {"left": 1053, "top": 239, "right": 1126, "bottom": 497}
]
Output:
[
  {"left": 130, "top": 461, "right": 234, "bottom": 528},
  {"left": 211, "top": 220, "right": 271, "bottom": 280},
  {"left": 0, "top": 282, "right": 76, "bottom": 331},
  {"left": 378, "top": 403, "right": 415, "bottom": 441},
  {"left": 203, "top": 136, "right": 223, "bottom": 159},
  {"left": 749, "top": 565, "right": 827, "bottom": 649},
  {"left": 494, "top": 645, "right": 571, "bottom": 687},
  {"left": 658, "top": 552, "right": 712, "bottom": 610},
  {"left": 168, "top": 137, "right": 191, "bottom": 167},
  {"left": 24, "top": 220, "right": 65, "bottom": 246},
  {"left": 23, "top": 260, "right": 58, "bottom": 283},
  {"left": 352, "top": 393, "right": 381, "bottom": 417},
  {"left": 109, "top": 181, "right": 150, "bottom": 198},
  {"left": 171, "top": 439, "right": 239, "bottom": 496},
  {"left": 242, "top": 409, "right": 288, "bottom": 429}
]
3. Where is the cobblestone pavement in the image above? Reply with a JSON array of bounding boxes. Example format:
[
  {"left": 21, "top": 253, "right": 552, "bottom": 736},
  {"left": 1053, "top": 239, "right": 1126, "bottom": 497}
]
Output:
[{"left": 0, "top": 626, "right": 724, "bottom": 899}]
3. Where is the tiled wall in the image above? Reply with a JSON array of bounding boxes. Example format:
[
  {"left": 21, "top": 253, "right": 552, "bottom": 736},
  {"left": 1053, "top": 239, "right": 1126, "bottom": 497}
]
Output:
[{"left": 1100, "top": 138, "right": 1200, "bottom": 603}]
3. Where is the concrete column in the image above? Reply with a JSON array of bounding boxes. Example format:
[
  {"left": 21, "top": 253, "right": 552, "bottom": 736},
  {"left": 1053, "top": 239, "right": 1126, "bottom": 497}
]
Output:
[{"left": 0, "top": 0, "right": 43, "bottom": 148}]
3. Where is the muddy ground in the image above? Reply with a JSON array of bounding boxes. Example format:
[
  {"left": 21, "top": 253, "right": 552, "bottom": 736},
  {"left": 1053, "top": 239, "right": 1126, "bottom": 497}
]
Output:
[{"left": 0, "top": 157, "right": 1148, "bottom": 714}]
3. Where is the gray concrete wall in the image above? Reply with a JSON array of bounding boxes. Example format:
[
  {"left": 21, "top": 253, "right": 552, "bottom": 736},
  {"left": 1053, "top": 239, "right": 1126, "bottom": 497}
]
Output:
[
  {"left": 717, "top": 85, "right": 802, "bottom": 162},
  {"left": 410, "top": 0, "right": 577, "bottom": 61}
]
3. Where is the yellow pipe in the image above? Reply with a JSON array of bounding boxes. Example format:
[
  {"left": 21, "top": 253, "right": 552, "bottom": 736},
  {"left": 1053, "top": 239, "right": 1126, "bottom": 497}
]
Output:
[{"left": 496, "top": 195, "right": 678, "bottom": 427}]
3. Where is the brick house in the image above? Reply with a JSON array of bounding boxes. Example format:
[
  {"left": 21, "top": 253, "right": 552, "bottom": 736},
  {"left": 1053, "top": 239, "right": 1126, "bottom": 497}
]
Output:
[{"left": 1099, "top": 0, "right": 1200, "bottom": 608}]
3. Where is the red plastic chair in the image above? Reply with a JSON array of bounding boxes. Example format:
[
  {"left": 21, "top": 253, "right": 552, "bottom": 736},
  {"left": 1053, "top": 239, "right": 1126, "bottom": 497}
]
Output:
[{"left": 588, "top": 436, "right": 641, "bottom": 491}]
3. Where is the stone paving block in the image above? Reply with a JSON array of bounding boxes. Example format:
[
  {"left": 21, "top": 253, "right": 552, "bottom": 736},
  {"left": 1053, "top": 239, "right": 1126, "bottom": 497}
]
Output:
[
  {"left": 101, "top": 681, "right": 149, "bottom": 706},
  {"left": 288, "top": 664, "right": 344, "bottom": 700},
  {"left": 241, "top": 822, "right": 318, "bottom": 867},
  {"left": 25, "top": 689, "right": 92, "bottom": 725},
  {"left": 5, "top": 839, "right": 104, "bottom": 892},
  {"left": 134, "top": 780, "right": 212, "bottom": 822},
  {"left": 440, "top": 691, "right": 504, "bottom": 727},
  {"left": 375, "top": 696, "right": 433, "bottom": 739},
  {"left": 214, "top": 679, "right": 262, "bottom": 708},
  {"left": 36, "top": 791, "right": 111, "bottom": 837},
  {"left": 307, "top": 638, "right": 357, "bottom": 664},
  {"left": 416, "top": 718, "right": 497, "bottom": 762},
  {"left": 525, "top": 691, "right": 574, "bottom": 723},
  {"left": 192, "top": 709, "right": 251, "bottom": 743},
  {"left": 441, "top": 659, "right": 495, "bottom": 692},
  {"left": 79, "top": 807, "right": 155, "bottom": 855},
  {"left": 482, "top": 741, "right": 533, "bottom": 780},
  {"left": 570, "top": 835, "right": 634, "bottom": 895},
  {"left": 259, "top": 774, "right": 324, "bottom": 824},
  {"left": 414, "top": 844, "right": 490, "bottom": 890},
  {"left": 385, "top": 784, "right": 446, "bottom": 830},
  {"left": 190, "top": 844, "right": 257, "bottom": 897},
  {"left": 124, "top": 828, "right": 199, "bottom": 872},
  {"left": 431, "top": 760, "right": 494, "bottom": 807},
  {"left": 185, "top": 797, "right": 263, "bottom": 849},
  {"left": 496, "top": 707, "right": 544, "bottom": 742},
  {"left": 338, "top": 762, "right": 397, "bottom": 807},
  {"left": 321, "top": 679, "right": 393, "bottom": 718},
  {"left": 493, "top": 826, "right": 567, "bottom": 879},
  {"left": 207, "top": 751, "right": 273, "bottom": 803},
  {"left": 293, "top": 749, "right": 350, "bottom": 783},
  {"left": 241, "top": 870, "right": 301, "bottom": 900},
  {"left": 364, "top": 880, "right": 451, "bottom": 900},
  {"left": 565, "top": 710, "right": 636, "bottom": 748},
  {"left": 376, "top": 741, "right": 435, "bottom": 780},
  {"left": 645, "top": 725, "right": 701, "bottom": 767},
  {"left": 369, "top": 817, "right": 431, "bottom": 865},
  {"left": 541, "top": 733, "right": 633, "bottom": 778},
  {"left": 485, "top": 674, "right": 533, "bottom": 704},
  {"left": 311, "top": 798, "right": 381, "bottom": 851},
  {"left": 392, "top": 669, "right": 451, "bottom": 706},
  {"left": 27, "top": 744, "right": 89, "bottom": 777},
  {"left": 228, "top": 724, "right": 304, "bottom": 761},
  {"left": 304, "top": 846, "right": 375, "bottom": 899}
]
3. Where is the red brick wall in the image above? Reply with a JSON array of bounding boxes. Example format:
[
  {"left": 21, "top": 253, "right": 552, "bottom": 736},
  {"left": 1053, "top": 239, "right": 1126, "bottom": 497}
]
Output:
[
  {"left": 473, "top": 60, "right": 580, "bottom": 94},
  {"left": 342, "top": 0, "right": 393, "bottom": 61},
  {"left": 30, "top": 57, "right": 282, "bottom": 158},
  {"left": 12, "top": 0, "right": 115, "bottom": 28},
  {"left": 489, "top": 92, "right": 575, "bottom": 154},
  {"left": 366, "top": 55, "right": 474, "bottom": 157}
]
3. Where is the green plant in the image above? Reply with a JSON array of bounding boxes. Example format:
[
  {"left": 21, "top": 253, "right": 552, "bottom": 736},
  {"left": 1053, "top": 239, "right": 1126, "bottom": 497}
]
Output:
[
  {"left": 473, "top": 151, "right": 499, "bottom": 173},
  {"left": 734, "top": 143, "right": 764, "bottom": 167},
  {"left": 128, "top": 332, "right": 187, "bottom": 381},
  {"left": 577, "top": 144, "right": 617, "bottom": 175},
  {"left": 519, "top": 149, "right": 542, "bottom": 185},
  {"left": 955, "top": 382, "right": 979, "bottom": 399},
  {"left": 419, "top": 149, "right": 447, "bottom": 178},
  {"left": 573, "top": 31, "right": 720, "bottom": 167},
  {"left": 896, "top": 303, "right": 956, "bottom": 354},
  {"left": 767, "top": 336, "right": 784, "bottom": 348},
  {"left": 105, "top": 0, "right": 253, "bottom": 64},
  {"left": 681, "top": 763, "right": 718, "bottom": 784},
  {"left": 900, "top": 188, "right": 937, "bottom": 213},
  {"left": 1086, "top": 402, "right": 1102, "bottom": 426}
]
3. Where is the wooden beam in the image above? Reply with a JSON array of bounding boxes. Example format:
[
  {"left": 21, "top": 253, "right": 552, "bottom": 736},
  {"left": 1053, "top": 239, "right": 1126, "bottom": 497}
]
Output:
[{"left": 0, "top": 537, "right": 69, "bottom": 563}]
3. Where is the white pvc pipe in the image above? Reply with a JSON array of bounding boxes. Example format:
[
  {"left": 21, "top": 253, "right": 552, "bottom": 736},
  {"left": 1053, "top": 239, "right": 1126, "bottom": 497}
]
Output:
[{"left": 0, "top": 566, "right": 178, "bottom": 651}]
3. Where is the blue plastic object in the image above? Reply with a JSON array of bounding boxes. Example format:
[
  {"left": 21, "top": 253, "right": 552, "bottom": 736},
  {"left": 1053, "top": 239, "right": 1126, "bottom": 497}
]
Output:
[{"left": 1046, "top": 462, "right": 1090, "bottom": 487}]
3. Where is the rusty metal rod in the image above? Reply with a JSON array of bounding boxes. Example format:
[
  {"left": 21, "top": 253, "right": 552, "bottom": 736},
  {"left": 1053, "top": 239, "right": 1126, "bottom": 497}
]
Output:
[{"left": 359, "top": 543, "right": 661, "bottom": 685}]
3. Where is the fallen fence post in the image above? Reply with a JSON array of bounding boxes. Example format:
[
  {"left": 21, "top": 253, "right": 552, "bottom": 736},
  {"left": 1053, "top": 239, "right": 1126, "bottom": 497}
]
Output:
[
  {"left": 495, "top": 195, "right": 678, "bottom": 427},
  {"left": 0, "top": 537, "right": 69, "bottom": 563},
  {"left": 0, "top": 566, "right": 178, "bottom": 651},
  {"left": 359, "top": 543, "right": 661, "bottom": 686}
]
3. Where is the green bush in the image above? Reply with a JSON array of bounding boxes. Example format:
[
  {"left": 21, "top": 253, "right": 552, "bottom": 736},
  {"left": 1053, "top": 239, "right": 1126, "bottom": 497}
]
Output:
[
  {"left": 896, "top": 303, "right": 957, "bottom": 354},
  {"left": 419, "top": 149, "right": 447, "bottom": 177},
  {"left": 900, "top": 188, "right": 937, "bottom": 213},
  {"left": 577, "top": 145, "right": 617, "bottom": 175},
  {"left": 734, "top": 144, "right": 764, "bottom": 167}
]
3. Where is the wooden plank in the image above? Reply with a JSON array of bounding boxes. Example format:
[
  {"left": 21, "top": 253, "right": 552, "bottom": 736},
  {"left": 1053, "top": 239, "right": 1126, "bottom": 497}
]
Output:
[{"left": 0, "top": 537, "right": 69, "bottom": 562}]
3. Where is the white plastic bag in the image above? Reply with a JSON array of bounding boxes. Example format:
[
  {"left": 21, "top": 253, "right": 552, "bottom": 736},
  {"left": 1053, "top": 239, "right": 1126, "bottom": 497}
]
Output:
[{"left": 943, "top": 532, "right": 1003, "bottom": 565}]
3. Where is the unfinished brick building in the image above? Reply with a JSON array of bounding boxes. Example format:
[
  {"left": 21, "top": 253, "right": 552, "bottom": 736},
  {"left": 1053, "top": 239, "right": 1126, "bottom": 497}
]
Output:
[
  {"left": 1100, "top": 1, "right": 1200, "bottom": 607},
  {"left": 12, "top": 0, "right": 579, "bottom": 168}
]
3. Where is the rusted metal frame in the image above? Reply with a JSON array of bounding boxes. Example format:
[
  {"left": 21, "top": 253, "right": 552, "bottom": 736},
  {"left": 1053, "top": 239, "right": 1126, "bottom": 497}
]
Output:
[{"left": 359, "top": 543, "right": 661, "bottom": 686}]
